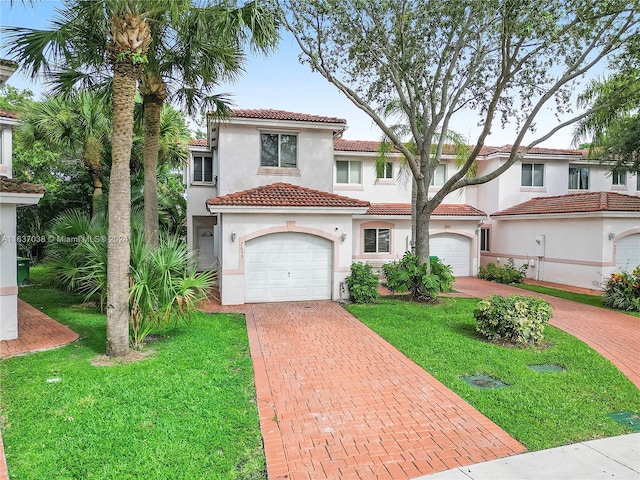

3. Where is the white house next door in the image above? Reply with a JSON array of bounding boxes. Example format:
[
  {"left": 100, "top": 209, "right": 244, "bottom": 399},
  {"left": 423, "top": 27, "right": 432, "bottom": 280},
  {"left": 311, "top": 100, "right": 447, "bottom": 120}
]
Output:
[{"left": 245, "top": 233, "right": 332, "bottom": 303}]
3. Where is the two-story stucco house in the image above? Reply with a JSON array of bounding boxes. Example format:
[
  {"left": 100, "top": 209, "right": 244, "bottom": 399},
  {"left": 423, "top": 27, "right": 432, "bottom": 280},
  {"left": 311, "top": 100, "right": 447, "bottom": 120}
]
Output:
[
  {"left": 0, "top": 60, "right": 45, "bottom": 340},
  {"left": 185, "top": 109, "right": 640, "bottom": 305}
]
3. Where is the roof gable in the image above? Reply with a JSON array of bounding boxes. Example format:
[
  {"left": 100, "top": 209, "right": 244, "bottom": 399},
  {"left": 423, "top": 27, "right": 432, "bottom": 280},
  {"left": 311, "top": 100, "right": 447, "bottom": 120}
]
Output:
[
  {"left": 492, "top": 192, "right": 640, "bottom": 217},
  {"left": 206, "top": 182, "right": 369, "bottom": 209}
]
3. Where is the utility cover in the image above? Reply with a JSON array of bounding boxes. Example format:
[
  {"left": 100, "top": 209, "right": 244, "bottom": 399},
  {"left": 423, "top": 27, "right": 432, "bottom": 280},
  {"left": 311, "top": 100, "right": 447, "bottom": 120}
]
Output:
[
  {"left": 608, "top": 412, "right": 640, "bottom": 432},
  {"left": 462, "top": 375, "right": 508, "bottom": 389},
  {"left": 528, "top": 364, "right": 566, "bottom": 373}
]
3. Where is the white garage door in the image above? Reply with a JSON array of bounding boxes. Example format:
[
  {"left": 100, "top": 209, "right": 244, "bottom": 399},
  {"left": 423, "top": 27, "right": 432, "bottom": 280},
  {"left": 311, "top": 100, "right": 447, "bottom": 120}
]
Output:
[
  {"left": 616, "top": 234, "right": 640, "bottom": 272},
  {"left": 245, "top": 233, "right": 332, "bottom": 302},
  {"left": 430, "top": 234, "right": 472, "bottom": 276}
]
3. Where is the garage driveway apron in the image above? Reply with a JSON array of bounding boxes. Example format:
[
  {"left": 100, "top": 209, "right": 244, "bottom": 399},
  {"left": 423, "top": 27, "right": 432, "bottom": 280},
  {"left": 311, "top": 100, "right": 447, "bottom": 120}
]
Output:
[{"left": 243, "top": 301, "right": 525, "bottom": 480}]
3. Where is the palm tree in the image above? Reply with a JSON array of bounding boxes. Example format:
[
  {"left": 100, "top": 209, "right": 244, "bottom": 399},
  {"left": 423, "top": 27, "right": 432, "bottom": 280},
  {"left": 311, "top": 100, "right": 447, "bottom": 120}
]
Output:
[
  {"left": 5, "top": 0, "right": 155, "bottom": 357},
  {"left": 19, "top": 91, "right": 110, "bottom": 217},
  {"left": 139, "top": 1, "right": 279, "bottom": 247}
]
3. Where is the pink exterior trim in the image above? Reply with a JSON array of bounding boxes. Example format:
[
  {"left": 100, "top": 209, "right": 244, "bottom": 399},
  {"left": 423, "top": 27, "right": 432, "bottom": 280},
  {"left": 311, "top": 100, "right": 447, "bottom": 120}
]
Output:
[
  {"left": 0, "top": 286, "right": 18, "bottom": 296},
  {"left": 482, "top": 252, "right": 615, "bottom": 267}
]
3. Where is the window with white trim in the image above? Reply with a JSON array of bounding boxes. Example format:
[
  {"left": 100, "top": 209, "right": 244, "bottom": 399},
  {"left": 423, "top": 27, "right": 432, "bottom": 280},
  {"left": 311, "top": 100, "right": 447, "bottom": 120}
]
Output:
[
  {"left": 521, "top": 163, "right": 544, "bottom": 187},
  {"left": 377, "top": 161, "right": 393, "bottom": 179},
  {"left": 364, "top": 228, "right": 390, "bottom": 253},
  {"left": 568, "top": 166, "right": 589, "bottom": 190},
  {"left": 612, "top": 170, "right": 627, "bottom": 186},
  {"left": 480, "top": 228, "right": 490, "bottom": 252},
  {"left": 193, "top": 155, "right": 214, "bottom": 183},
  {"left": 336, "top": 160, "right": 362, "bottom": 184},
  {"left": 260, "top": 133, "right": 297, "bottom": 168},
  {"left": 429, "top": 164, "right": 446, "bottom": 186}
]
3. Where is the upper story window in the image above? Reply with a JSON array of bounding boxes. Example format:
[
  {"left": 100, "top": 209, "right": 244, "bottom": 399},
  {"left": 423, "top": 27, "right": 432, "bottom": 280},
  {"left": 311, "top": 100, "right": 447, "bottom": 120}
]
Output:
[
  {"left": 568, "top": 166, "right": 589, "bottom": 190},
  {"left": 193, "top": 155, "right": 214, "bottom": 183},
  {"left": 430, "top": 164, "right": 446, "bottom": 186},
  {"left": 364, "top": 228, "right": 390, "bottom": 253},
  {"left": 260, "top": 133, "right": 297, "bottom": 168},
  {"left": 377, "top": 161, "right": 393, "bottom": 179},
  {"left": 480, "top": 228, "right": 490, "bottom": 252},
  {"left": 521, "top": 163, "right": 544, "bottom": 187},
  {"left": 336, "top": 160, "right": 362, "bottom": 184},
  {"left": 612, "top": 170, "right": 627, "bottom": 186}
]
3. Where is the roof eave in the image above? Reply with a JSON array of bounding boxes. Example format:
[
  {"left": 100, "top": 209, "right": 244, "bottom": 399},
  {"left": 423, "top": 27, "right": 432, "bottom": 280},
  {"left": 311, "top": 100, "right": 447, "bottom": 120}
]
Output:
[
  {"left": 492, "top": 211, "right": 640, "bottom": 220},
  {"left": 206, "top": 205, "right": 370, "bottom": 215}
]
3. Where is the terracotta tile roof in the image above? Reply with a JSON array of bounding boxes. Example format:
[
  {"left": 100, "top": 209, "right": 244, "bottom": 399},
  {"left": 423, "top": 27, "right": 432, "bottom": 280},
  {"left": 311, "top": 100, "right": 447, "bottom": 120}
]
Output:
[
  {"left": 206, "top": 182, "right": 369, "bottom": 209},
  {"left": 366, "top": 203, "right": 486, "bottom": 217},
  {"left": 189, "top": 138, "right": 208, "bottom": 146},
  {"left": 334, "top": 140, "right": 586, "bottom": 158},
  {"left": 229, "top": 109, "right": 346, "bottom": 124},
  {"left": 492, "top": 192, "right": 640, "bottom": 217},
  {"left": 0, "top": 109, "right": 18, "bottom": 119},
  {"left": 0, "top": 176, "right": 45, "bottom": 194}
]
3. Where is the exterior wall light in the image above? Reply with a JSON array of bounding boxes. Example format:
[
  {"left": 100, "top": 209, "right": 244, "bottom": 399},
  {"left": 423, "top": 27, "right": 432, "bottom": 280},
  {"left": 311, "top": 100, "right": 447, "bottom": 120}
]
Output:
[
  {"left": 340, "top": 232, "right": 347, "bottom": 242},
  {"left": 231, "top": 232, "right": 237, "bottom": 242},
  {"left": 608, "top": 232, "right": 616, "bottom": 241}
]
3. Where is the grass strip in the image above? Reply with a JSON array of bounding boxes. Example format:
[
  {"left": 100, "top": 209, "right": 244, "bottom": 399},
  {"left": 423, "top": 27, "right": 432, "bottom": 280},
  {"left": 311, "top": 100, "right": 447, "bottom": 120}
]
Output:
[{"left": 347, "top": 296, "right": 640, "bottom": 451}]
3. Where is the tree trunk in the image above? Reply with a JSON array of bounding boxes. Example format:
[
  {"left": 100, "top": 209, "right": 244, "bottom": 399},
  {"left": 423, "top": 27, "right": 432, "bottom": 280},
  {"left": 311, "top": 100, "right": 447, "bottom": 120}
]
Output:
[
  {"left": 142, "top": 96, "right": 162, "bottom": 247},
  {"left": 84, "top": 136, "right": 103, "bottom": 218},
  {"left": 106, "top": 60, "right": 137, "bottom": 357}
]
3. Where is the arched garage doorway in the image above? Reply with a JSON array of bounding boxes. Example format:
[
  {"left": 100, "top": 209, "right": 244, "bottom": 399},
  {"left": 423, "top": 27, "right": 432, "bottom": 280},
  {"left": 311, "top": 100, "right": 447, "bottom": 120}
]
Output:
[
  {"left": 430, "top": 233, "right": 472, "bottom": 276},
  {"left": 616, "top": 233, "right": 640, "bottom": 272},
  {"left": 245, "top": 232, "right": 333, "bottom": 302}
]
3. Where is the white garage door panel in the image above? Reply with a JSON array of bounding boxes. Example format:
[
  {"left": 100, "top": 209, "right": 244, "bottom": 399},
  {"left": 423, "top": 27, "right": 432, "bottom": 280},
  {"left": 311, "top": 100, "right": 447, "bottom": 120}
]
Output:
[
  {"left": 245, "top": 233, "right": 332, "bottom": 302},
  {"left": 616, "top": 234, "right": 640, "bottom": 272},
  {"left": 430, "top": 234, "right": 472, "bottom": 276}
]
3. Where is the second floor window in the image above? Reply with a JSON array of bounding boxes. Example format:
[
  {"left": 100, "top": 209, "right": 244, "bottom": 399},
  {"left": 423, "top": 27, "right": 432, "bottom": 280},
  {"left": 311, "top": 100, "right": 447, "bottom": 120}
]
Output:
[
  {"left": 364, "top": 228, "right": 390, "bottom": 253},
  {"left": 430, "top": 164, "right": 446, "bottom": 186},
  {"left": 377, "top": 161, "right": 393, "bottom": 179},
  {"left": 260, "top": 133, "right": 297, "bottom": 168},
  {"left": 193, "top": 155, "right": 214, "bottom": 183},
  {"left": 612, "top": 170, "right": 627, "bottom": 186},
  {"left": 568, "top": 166, "right": 589, "bottom": 190},
  {"left": 480, "top": 228, "right": 490, "bottom": 252},
  {"left": 521, "top": 163, "right": 544, "bottom": 187},
  {"left": 336, "top": 160, "right": 362, "bottom": 184}
]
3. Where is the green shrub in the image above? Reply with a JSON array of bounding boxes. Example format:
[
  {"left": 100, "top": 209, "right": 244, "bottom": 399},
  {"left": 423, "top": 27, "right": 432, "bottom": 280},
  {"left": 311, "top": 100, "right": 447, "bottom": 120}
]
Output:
[
  {"left": 45, "top": 209, "right": 215, "bottom": 347},
  {"left": 478, "top": 258, "right": 528, "bottom": 284},
  {"left": 474, "top": 294, "right": 552, "bottom": 346},
  {"left": 345, "top": 262, "right": 380, "bottom": 304},
  {"left": 382, "top": 252, "right": 455, "bottom": 300},
  {"left": 602, "top": 267, "right": 640, "bottom": 312}
]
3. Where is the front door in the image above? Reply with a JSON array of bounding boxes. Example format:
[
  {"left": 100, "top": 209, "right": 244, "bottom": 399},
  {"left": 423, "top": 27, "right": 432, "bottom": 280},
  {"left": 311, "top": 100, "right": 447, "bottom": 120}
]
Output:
[{"left": 196, "top": 227, "right": 215, "bottom": 271}]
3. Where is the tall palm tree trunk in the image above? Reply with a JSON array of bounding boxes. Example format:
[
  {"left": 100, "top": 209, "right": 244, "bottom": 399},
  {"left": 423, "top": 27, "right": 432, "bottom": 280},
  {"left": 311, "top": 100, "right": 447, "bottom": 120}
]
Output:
[
  {"left": 106, "top": 60, "right": 137, "bottom": 357},
  {"left": 84, "top": 136, "right": 104, "bottom": 218},
  {"left": 142, "top": 94, "right": 163, "bottom": 247}
]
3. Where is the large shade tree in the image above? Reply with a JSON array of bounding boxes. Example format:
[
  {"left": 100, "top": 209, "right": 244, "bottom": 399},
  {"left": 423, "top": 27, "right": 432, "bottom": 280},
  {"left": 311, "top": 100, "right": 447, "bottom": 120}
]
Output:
[{"left": 281, "top": 0, "right": 639, "bottom": 284}]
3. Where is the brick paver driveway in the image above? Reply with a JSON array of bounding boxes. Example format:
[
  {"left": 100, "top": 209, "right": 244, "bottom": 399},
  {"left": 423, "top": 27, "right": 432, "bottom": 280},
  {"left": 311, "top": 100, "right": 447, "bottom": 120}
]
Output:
[
  {"left": 243, "top": 301, "right": 526, "bottom": 480},
  {"left": 454, "top": 277, "right": 640, "bottom": 390}
]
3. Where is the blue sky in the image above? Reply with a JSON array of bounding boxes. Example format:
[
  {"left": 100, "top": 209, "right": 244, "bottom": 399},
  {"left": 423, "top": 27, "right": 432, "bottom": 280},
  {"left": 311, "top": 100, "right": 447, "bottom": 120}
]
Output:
[{"left": 0, "top": 1, "right": 603, "bottom": 148}]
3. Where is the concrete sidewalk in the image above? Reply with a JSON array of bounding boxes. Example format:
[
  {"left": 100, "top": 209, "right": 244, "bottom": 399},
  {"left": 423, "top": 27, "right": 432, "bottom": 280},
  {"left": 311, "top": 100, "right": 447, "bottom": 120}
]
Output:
[{"left": 413, "top": 433, "right": 640, "bottom": 479}]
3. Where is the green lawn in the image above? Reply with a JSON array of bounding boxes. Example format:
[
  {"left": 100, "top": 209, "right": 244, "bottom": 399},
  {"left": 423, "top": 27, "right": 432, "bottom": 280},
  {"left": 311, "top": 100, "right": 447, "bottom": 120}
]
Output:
[
  {"left": 347, "top": 297, "right": 640, "bottom": 451},
  {"left": 515, "top": 283, "right": 640, "bottom": 318},
  {"left": 2, "top": 267, "right": 265, "bottom": 480}
]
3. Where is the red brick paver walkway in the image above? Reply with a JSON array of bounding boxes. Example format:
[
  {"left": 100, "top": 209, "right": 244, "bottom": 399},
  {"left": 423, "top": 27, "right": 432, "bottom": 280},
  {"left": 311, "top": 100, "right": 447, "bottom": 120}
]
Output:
[
  {"left": 242, "top": 301, "right": 526, "bottom": 480},
  {"left": 0, "top": 300, "right": 79, "bottom": 480},
  {"left": 0, "top": 299, "right": 79, "bottom": 359},
  {"left": 453, "top": 277, "right": 640, "bottom": 390}
]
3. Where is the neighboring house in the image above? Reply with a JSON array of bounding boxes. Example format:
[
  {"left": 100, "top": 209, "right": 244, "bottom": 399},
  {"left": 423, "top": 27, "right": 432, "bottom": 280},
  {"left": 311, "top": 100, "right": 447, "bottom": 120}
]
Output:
[
  {"left": 0, "top": 60, "right": 45, "bottom": 340},
  {"left": 185, "top": 109, "right": 640, "bottom": 304}
]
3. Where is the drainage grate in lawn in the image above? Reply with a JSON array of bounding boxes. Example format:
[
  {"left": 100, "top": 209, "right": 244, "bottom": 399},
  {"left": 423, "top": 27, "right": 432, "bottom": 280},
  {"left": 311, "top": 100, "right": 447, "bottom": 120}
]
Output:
[
  {"left": 462, "top": 375, "right": 508, "bottom": 389},
  {"left": 528, "top": 364, "right": 566, "bottom": 373},
  {"left": 608, "top": 412, "right": 640, "bottom": 432}
]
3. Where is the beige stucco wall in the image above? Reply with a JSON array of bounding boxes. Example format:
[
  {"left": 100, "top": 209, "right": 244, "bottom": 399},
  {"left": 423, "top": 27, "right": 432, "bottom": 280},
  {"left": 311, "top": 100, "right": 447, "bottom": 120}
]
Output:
[{"left": 218, "top": 212, "right": 355, "bottom": 305}]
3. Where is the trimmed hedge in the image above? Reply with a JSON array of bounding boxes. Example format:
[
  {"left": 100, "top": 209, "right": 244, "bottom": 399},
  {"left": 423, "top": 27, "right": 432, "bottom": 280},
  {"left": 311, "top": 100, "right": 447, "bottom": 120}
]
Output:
[{"left": 474, "top": 294, "right": 552, "bottom": 346}]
